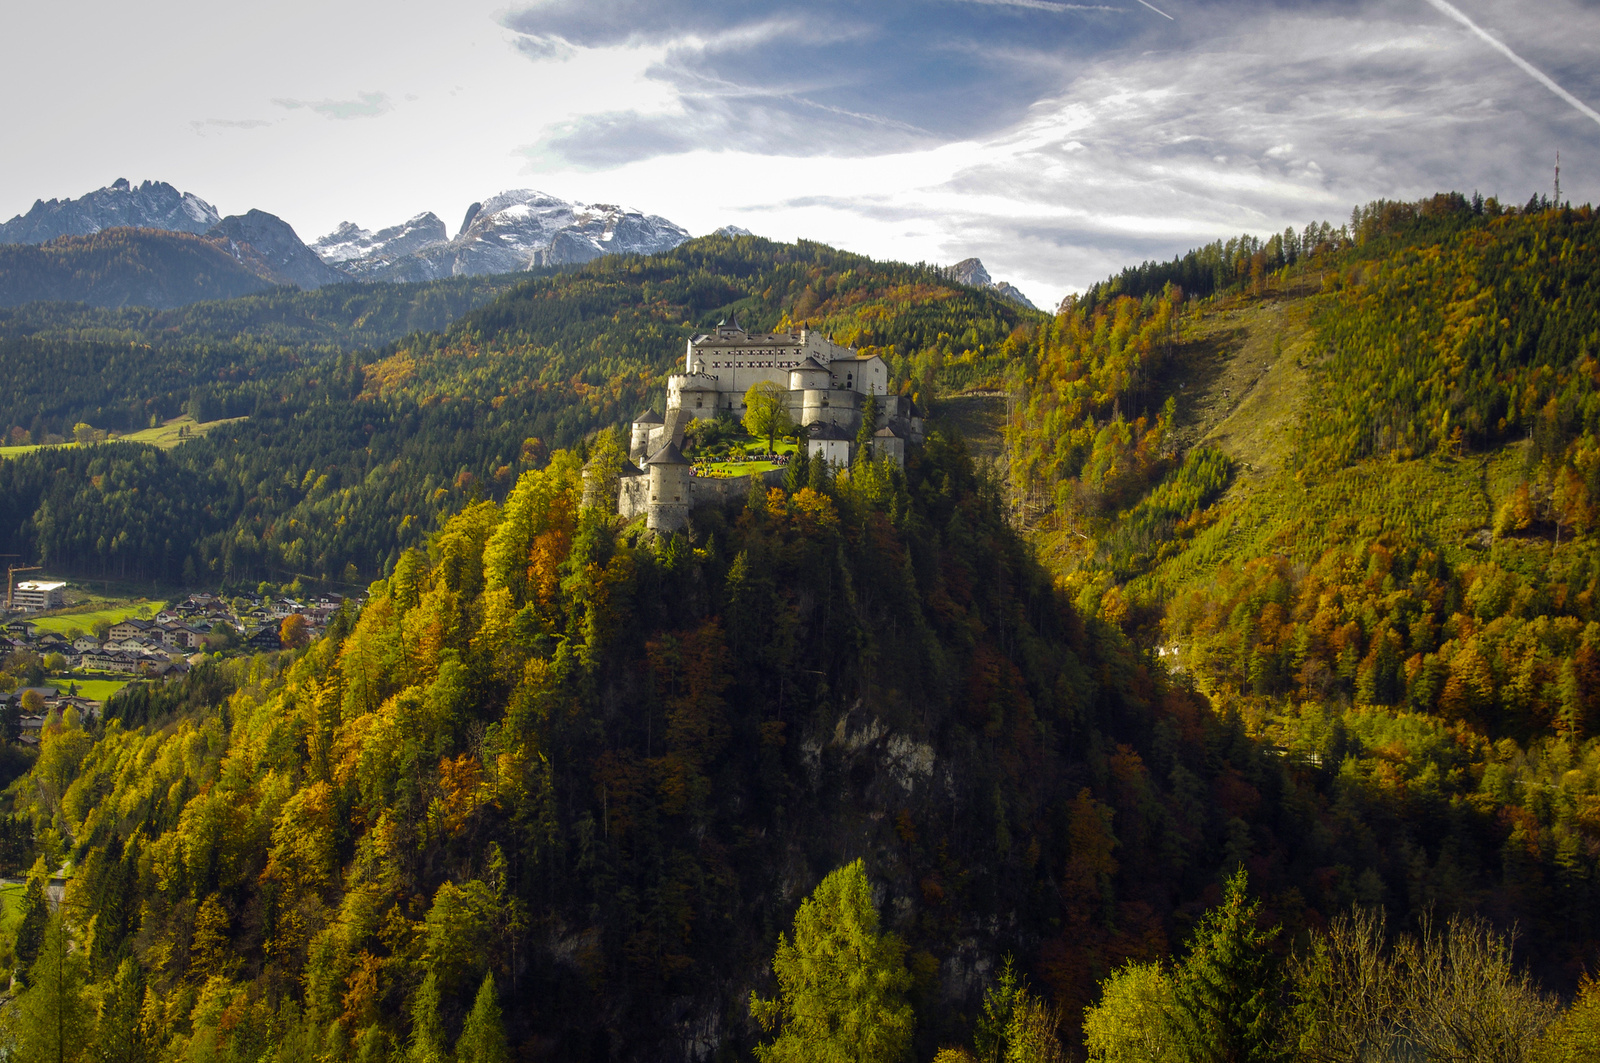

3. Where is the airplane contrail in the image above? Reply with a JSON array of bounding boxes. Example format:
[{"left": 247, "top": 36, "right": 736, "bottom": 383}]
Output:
[
  {"left": 1422, "top": 0, "right": 1600, "bottom": 128},
  {"left": 1133, "top": 0, "right": 1175, "bottom": 19}
]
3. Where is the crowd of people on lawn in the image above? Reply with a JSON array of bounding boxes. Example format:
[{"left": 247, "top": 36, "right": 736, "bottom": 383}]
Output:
[{"left": 692, "top": 451, "right": 794, "bottom": 477}]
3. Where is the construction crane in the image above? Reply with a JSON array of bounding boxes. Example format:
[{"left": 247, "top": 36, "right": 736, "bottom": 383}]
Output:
[{"left": 6, "top": 565, "right": 40, "bottom": 613}]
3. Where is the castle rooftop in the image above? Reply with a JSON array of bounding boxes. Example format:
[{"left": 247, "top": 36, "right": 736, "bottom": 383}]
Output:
[{"left": 646, "top": 441, "right": 691, "bottom": 466}]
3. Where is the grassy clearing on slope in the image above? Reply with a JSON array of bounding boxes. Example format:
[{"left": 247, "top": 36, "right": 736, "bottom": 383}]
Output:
[
  {"left": 0, "top": 442, "right": 78, "bottom": 459},
  {"left": 30, "top": 599, "right": 165, "bottom": 637},
  {"left": 119, "top": 414, "right": 248, "bottom": 449},
  {"left": 1130, "top": 449, "right": 1507, "bottom": 601},
  {"left": 0, "top": 415, "right": 246, "bottom": 460},
  {"left": 46, "top": 678, "right": 128, "bottom": 702},
  {"left": 0, "top": 882, "right": 24, "bottom": 932}
]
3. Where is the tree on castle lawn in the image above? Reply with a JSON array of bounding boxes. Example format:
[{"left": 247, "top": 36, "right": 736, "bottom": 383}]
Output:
[
  {"left": 744, "top": 381, "right": 793, "bottom": 456},
  {"left": 751, "top": 860, "right": 914, "bottom": 1063}
]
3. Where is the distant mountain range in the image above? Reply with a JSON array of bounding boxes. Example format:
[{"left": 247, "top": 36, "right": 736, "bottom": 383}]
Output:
[
  {"left": 0, "top": 180, "right": 695, "bottom": 308},
  {"left": 312, "top": 191, "right": 694, "bottom": 282},
  {"left": 0, "top": 179, "right": 1040, "bottom": 312}
]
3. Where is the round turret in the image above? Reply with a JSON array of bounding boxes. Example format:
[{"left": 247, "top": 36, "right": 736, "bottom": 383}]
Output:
[
  {"left": 788, "top": 356, "right": 830, "bottom": 392},
  {"left": 646, "top": 442, "right": 692, "bottom": 533},
  {"left": 630, "top": 409, "right": 664, "bottom": 462}
]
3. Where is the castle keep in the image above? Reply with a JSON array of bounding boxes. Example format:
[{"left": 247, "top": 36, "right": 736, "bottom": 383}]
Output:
[{"left": 617, "top": 316, "right": 923, "bottom": 532}]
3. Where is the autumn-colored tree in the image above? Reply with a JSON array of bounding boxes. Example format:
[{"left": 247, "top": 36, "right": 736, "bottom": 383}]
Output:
[
  {"left": 1082, "top": 961, "right": 1179, "bottom": 1063},
  {"left": 280, "top": 613, "right": 310, "bottom": 649}
]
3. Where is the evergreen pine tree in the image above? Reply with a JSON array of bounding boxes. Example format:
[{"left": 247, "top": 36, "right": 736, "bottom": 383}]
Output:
[
  {"left": 974, "top": 956, "right": 1020, "bottom": 1063},
  {"left": 855, "top": 393, "right": 880, "bottom": 458},
  {"left": 90, "top": 957, "right": 160, "bottom": 1063},
  {"left": 355, "top": 1025, "right": 391, "bottom": 1063},
  {"left": 784, "top": 446, "right": 810, "bottom": 492},
  {"left": 14, "top": 866, "right": 48, "bottom": 972},
  {"left": 1168, "top": 869, "right": 1282, "bottom": 1063},
  {"left": 808, "top": 452, "right": 830, "bottom": 493},
  {"left": 13, "top": 911, "right": 91, "bottom": 1063}
]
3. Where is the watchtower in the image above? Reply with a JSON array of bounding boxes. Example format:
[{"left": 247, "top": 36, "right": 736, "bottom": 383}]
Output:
[{"left": 646, "top": 442, "right": 692, "bottom": 533}]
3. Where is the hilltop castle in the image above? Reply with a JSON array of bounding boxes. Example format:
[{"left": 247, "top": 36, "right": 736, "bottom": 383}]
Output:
[{"left": 617, "top": 316, "right": 923, "bottom": 531}]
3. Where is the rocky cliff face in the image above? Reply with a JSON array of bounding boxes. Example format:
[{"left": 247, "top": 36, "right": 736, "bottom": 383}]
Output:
[
  {"left": 327, "top": 191, "right": 691, "bottom": 281},
  {"left": 0, "top": 178, "right": 220, "bottom": 244},
  {"left": 944, "top": 257, "right": 1039, "bottom": 312},
  {"left": 208, "top": 210, "right": 349, "bottom": 290}
]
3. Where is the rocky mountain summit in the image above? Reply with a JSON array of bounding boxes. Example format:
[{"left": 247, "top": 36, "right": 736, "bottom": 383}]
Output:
[
  {"left": 944, "top": 257, "right": 1039, "bottom": 311},
  {"left": 210, "top": 210, "right": 348, "bottom": 290},
  {"left": 310, "top": 213, "right": 450, "bottom": 280},
  {"left": 0, "top": 178, "right": 219, "bottom": 244},
  {"left": 321, "top": 191, "right": 691, "bottom": 281}
]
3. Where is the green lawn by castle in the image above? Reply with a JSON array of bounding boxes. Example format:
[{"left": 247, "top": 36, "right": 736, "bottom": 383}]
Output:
[
  {"left": 698, "top": 439, "right": 798, "bottom": 478},
  {"left": 46, "top": 678, "right": 128, "bottom": 702},
  {"left": 29, "top": 600, "right": 165, "bottom": 637},
  {"left": 702, "top": 460, "right": 784, "bottom": 477}
]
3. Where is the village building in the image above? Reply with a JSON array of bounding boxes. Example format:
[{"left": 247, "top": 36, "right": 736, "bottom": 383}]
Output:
[
  {"left": 11, "top": 580, "right": 65, "bottom": 612},
  {"left": 108, "top": 618, "right": 155, "bottom": 641},
  {"left": 806, "top": 422, "right": 854, "bottom": 466}
]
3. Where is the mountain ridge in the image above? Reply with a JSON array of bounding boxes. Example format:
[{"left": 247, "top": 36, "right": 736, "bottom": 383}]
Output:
[
  {"left": 319, "top": 190, "right": 692, "bottom": 281},
  {"left": 0, "top": 178, "right": 219, "bottom": 244}
]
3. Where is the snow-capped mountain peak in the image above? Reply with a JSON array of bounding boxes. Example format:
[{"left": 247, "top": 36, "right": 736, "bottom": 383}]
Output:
[
  {"left": 311, "top": 213, "right": 448, "bottom": 277},
  {"left": 338, "top": 191, "right": 691, "bottom": 282}
]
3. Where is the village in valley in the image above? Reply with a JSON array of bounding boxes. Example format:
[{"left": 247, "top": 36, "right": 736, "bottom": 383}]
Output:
[{"left": 0, "top": 579, "right": 354, "bottom": 743}]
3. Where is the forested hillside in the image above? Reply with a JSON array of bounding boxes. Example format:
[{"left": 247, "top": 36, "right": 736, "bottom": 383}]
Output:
[
  {"left": 1004, "top": 193, "right": 1600, "bottom": 1035},
  {"left": 14, "top": 431, "right": 1590, "bottom": 1062},
  {"left": 0, "top": 236, "right": 1034, "bottom": 587},
  {"left": 0, "top": 229, "right": 275, "bottom": 309},
  {"left": 4, "top": 202, "right": 1600, "bottom": 1062}
]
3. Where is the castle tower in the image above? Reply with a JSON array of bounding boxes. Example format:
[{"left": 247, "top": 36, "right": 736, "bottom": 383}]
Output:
[
  {"left": 630, "top": 409, "right": 664, "bottom": 463},
  {"left": 872, "top": 424, "right": 906, "bottom": 467},
  {"left": 646, "top": 442, "right": 692, "bottom": 533}
]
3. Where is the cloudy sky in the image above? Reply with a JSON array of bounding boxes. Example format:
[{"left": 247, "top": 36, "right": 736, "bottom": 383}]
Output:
[{"left": 2, "top": 0, "right": 1597, "bottom": 307}]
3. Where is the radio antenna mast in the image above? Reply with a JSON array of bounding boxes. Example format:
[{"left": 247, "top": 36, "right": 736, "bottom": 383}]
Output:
[{"left": 1555, "top": 151, "right": 1562, "bottom": 207}]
